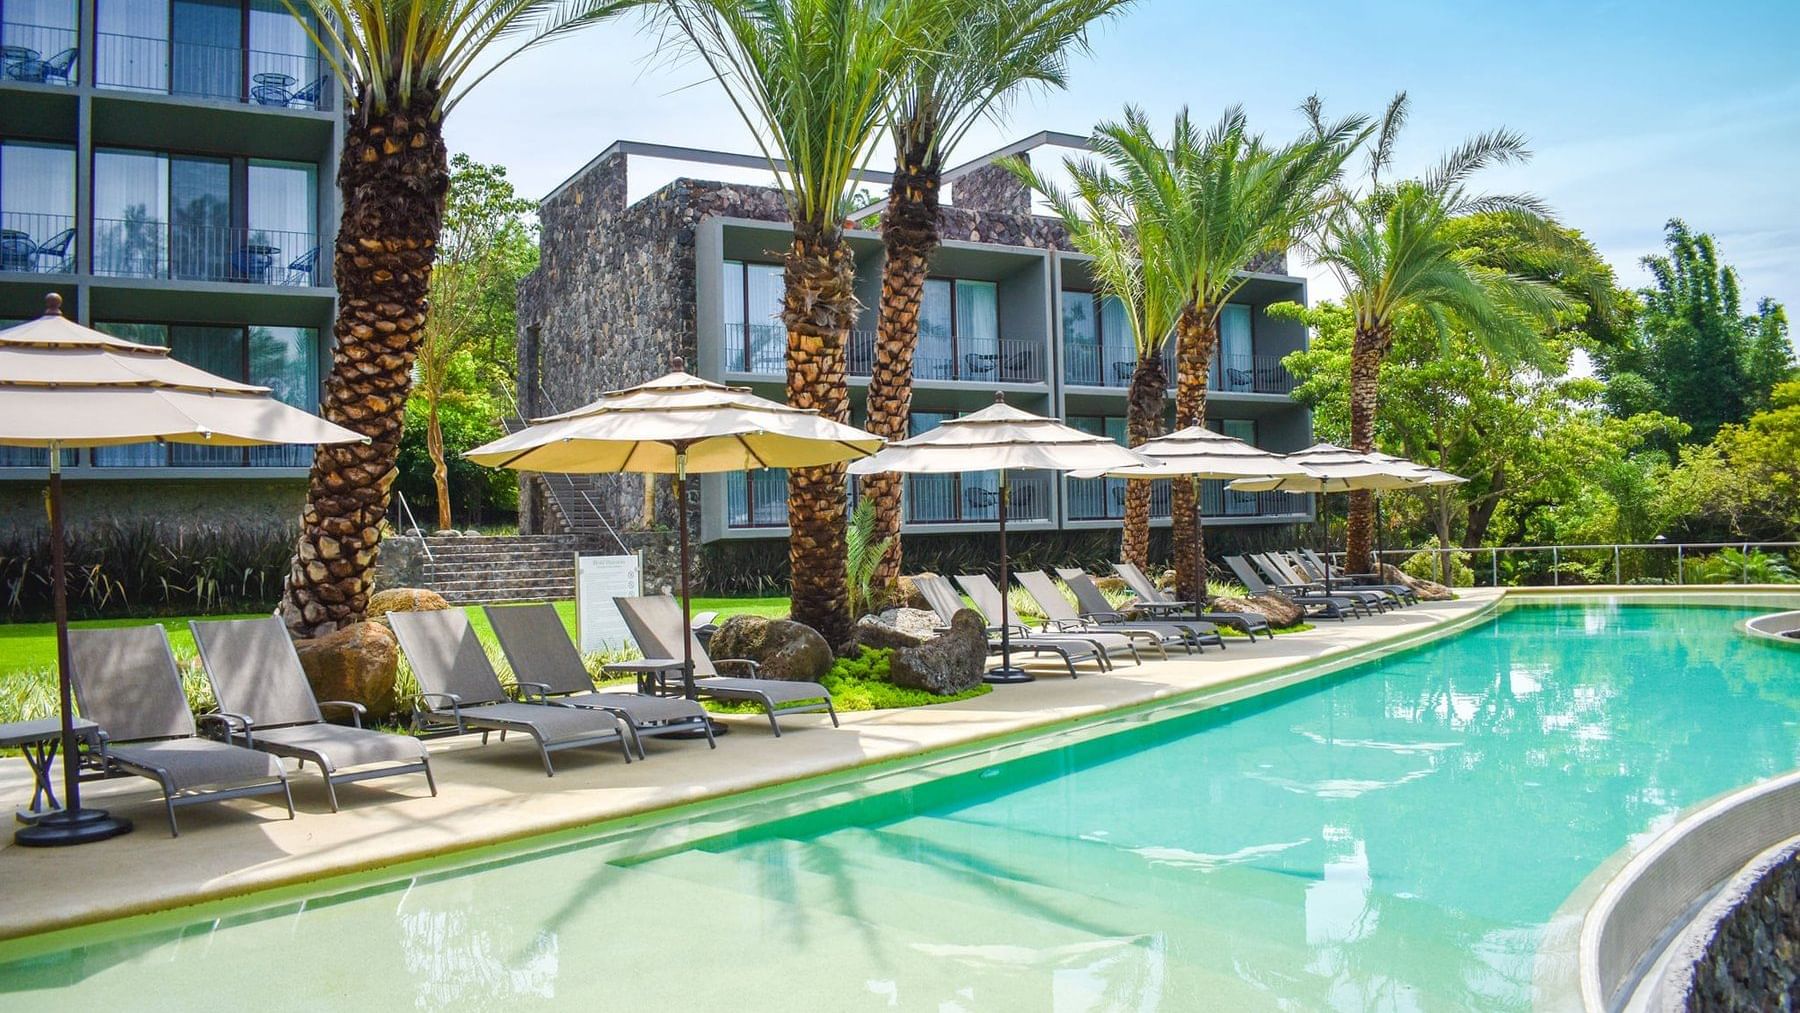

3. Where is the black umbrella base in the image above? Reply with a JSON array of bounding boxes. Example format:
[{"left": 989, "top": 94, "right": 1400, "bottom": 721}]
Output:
[
  {"left": 983, "top": 666, "right": 1036, "bottom": 684},
  {"left": 14, "top": 807, "right": 132, "bottom": 847}
]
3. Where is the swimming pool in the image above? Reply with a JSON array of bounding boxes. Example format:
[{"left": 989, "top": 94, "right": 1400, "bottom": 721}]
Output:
[{"left": 3, "top": 599, "right": 1797, "bottom": 1009}]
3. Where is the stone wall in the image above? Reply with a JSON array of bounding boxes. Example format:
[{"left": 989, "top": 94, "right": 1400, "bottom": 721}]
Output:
[
  {"left": 0, "top": 477, "right": 305, "bottom": 534},
  {"left": 1673, "top": 838, "right": 1800, "bottom": 1011}
]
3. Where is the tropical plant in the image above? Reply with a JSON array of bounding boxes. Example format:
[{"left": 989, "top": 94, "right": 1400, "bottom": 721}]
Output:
[
  {"left": 1082, "top": 103, "right": 1364, "bottom": 602},
  {"left": 664, "top": 0, "right": 932, "bottom": 645},
  {"left": 1686, "top": 547, "right": 1798, "bottom": 585},
  {"left": 415, "top": 154, "right": 538, "bottom": 530},
  {"left": 844, "top": 496, "right": 895, "bottom": 618},
  {"left": 276, "top": 0, "right": 645, "bottom": 637},
  {"left": 1006, "top": 138, "right": 1185, "bottom": 568},
  {"left": 1299, "top": 92, "right": 1566, "bottom": 573},
  {"left": 862, "top": 0, "right": 1132, "bottom": 595}
]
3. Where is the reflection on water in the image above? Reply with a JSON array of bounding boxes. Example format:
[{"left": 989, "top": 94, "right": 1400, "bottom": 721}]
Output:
[{"left": 3, "top": 603, "right": 1797, "bottom": 1010}]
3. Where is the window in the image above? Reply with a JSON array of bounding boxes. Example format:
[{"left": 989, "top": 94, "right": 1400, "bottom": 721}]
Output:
[
  {"left": 722, "top": 260, "right": 784, "bottom": 373},
  {"left": 0, "top": 141, "right": 76, "bottom": 273},
  {"left": 1210, "top": 418, "right": 1259, "bottom": 514},
  {"left": 1061, "top": 290, "right": 1136, "bottom": 387},
  {"left": 1, "top": 0, "right": 79, "bottom": 85},
  {"left": 248, "top": 160, "right": 317, "bottom": 283},
  {"left": 915, "top": 278, "right": 998, "bottom": 381},
  {"left": 1211, "top": 304, "right": 1254, "bottom": 391}
]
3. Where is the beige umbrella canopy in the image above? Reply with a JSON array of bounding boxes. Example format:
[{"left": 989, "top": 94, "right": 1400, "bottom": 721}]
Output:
[
  {"left": 1073, "top": 425, "right": 1319, "bottom": 602},
  {"left": 466, "top": 362, "right": 883, "bottom": 706},
  {"left": 1230, "top": 443, "right": 1443, "bottom": 583},
  {"left": 0, "top": 294, "right": 364, "bottom": 847},
  {"left": 849, "top": 394, "right": 1148, "bottom": 682}
]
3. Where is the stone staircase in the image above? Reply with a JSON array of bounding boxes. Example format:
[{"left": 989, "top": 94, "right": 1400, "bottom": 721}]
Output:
[
  {"left": 502, "top": 415, "right": 628, "bottom": 544},
  {"left": 418, "top": 534, "right": 578, "bottom": 604}
]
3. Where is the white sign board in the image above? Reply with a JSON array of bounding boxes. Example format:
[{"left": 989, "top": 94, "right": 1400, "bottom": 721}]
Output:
[{"left": 576, "top": 553, "right": 642, "bottom": 654}]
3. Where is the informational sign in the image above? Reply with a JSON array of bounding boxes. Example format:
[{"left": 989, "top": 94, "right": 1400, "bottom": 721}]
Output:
[{"left": 576, "top": 553, "right": 642, "bottom": 654}]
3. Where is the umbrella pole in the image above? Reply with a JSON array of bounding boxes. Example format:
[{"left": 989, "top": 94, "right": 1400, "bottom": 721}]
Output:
[
  {"left": 986, "top": 468, "right": 1031, "bottom": 684},
  {"left": 15, "top": 444, "right": 131, "bottom": 846},
  {"left": 676, "top": 451, "right": 694, "bottom": 701}
]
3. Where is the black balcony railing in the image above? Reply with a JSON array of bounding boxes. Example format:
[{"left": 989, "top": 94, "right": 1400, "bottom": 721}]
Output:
[
  {"left": 1213, "top": 353, "right": 1296, "bottom": 395},
  {"left": 1, "top": 22, "right": 78, "bottom": 85},
  {"left": 854, "top": 332, "right": 1046, "bottom": 384},
  {"left": 95, "top": 33, "right": 332, "bottom": 109},
  {"left": 1, "top": 212, "right": 76, "bottom": 274},
  {"left": 91, "top": 218, "right": 319, "bottom": 285},
  {"left": 1064, "top": 343, "right": 1295, "bottom": 395},
  {"left": 904, "top": 471, "right": 1054, "bottom": 525},
  {"left": 1067, "top": 477, "right": 1308, "bottom": 522},
  {"left": 723, "top": 322, "right": 786, "bottom": 375},
  {"left": 726, "top": 469, "right": 788, "bottom": 529}
]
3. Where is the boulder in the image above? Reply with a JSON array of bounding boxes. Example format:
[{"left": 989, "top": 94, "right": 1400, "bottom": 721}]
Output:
[
  {"left": 293, "top": 621, "right": 400, "bottom": 719},
  {"left": 838, "top": 608, "right": 939, "bottom": 657},
  {"left": 708, "top": 615, "right": 834, "bottom": 682},
  {"left": 888, "top": 608, "right": 986, "bottom": 695},
  {"left": 366, "top": 587, "right": 450, "bottom": 621},
  {"left": 895, "top": 574, "right": 933, "bottom": 611},
  {"left": 1212, "top": 592, "right": 1305, "bottom": 629},
  {"left": 1380, "top": 563, "right": 1455, "bottom": 601}
]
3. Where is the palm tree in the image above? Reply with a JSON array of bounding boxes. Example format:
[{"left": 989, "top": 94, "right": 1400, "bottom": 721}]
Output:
[
  {"left": 278, "top": 1, "right": 644, "bottom": 637},
  {"left": 863, "top": 0, "right": 1132, "bottom": 595},
  {"left": 1303, "top": 93, "right": 1565, "bottom": 574},
  {"left": 1089, "top": 104, "right": 1365, "bottom": 602},
  {"left": 1007, "top": 146, "right": 1184, "bottom": 568},
  {"left": 666, "top": 0, "right": 931, "bottom": 643}
]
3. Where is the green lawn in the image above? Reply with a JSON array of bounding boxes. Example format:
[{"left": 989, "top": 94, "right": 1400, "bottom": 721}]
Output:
[{"left": 0, "top": 596, "right": 791, "bottom": 678}]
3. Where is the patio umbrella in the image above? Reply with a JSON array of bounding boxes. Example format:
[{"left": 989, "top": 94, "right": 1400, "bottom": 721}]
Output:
[
  {"left": 1228, "top": 443, "right": 1435, "bottom": 588},
  {"left": 1073, "top": 425, "right": 1318, "bottom": 606},
  {"left": 465, "top": 359, "right": 882, "bottom": 713},
  {"left": 1368, "top": 452, "right": 1467, "bottom": 581},
  {"left": 0, "top": 293, "right": 365, "bottom": 847},
  {"left": 849, "top": 393, "right": 1147, "bottom": 683}
]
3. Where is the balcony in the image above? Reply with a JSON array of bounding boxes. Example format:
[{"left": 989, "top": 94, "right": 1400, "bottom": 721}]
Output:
[
  {"left": 1, "top": 21, "right": 78, "bottom": 85},
  {"left": 91, "top": 219, "right": 319, "bottom": 286},
  {"left": 1065, "top": 343, "right": 1295, "bottom": 395},
  {"left": 1067, "top": 476, "right": 1309, "bottom": 522},
  {"left": 1, "top": 212, "right": 76, "bottom": 273},
  {"left": 724, "top": 470, "right": 1056, "bottom": 530},
  {"left": 1213, "top": 353, "right": 1296, "bottom": 395},
  {"left": 850, "top": 332, "right": 1046, "bottom": 385},
  {"left": 95, "top": 34, "right": 332, "bottom": 110}
]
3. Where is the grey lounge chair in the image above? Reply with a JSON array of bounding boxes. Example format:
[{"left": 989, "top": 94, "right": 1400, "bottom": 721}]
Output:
[
  {"left": 1104, "top": 563, "right": 1273, "bottom": 640},
  {"left": 1012, "top": 570, "right": 1200, "bottom": 655},
  {"left": 912, "top": 574, "right": 1105, "bottom": 679},
  {"left": 1223, "top": 556, "right": 1352, "bottom": 620},
  {"left": 69, "top": 626, "right": 293, "bottom": 836},
  {"left": 608, "top": 596, "right": 837, "bottom": 736},
  {"left": 1294, "top": 549, "right": 1419, "bottom": 604},
  {"left": 954, "top": 573, "right": 1141, "bottom": 668},
  {"left": 1253, "top": 553, "right": 1389, "bottom": 612},
  {"left": 484, "top": 603, "right": 716, "bottom": 757},
  {"left": 1051, "top": 568, "right": 1248, "bottom": 646},
  {"left": 389, "top": 608, "right": 634, "bottom": 774},
  {"left": 190, "top": 617, "right": 436, "bottom": 811}
]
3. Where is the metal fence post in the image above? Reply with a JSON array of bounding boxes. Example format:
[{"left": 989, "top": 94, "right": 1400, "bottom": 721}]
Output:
[
  {"left": 1614, "top": 545, "right": 1621, "bottom": 585},
  {"left": 1552, "top": 546, "right": 1559, "bottom": 586},
  {"left": 1743, "top": 542, "right": 1750, "bottom": 584},
  {"left": 1491, "top": 548, "right": 1499, "bottom": 587},
  {"left": 1676, "top": 544, "right": 1683, "bottom": 585}
]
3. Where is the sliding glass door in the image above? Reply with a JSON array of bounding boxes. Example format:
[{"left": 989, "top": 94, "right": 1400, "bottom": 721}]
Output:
[{"left": 171, "top": 0, "right": 240, "bottom": 100}]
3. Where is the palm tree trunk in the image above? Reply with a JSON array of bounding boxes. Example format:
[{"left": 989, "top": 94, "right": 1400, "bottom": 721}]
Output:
[
  {"left": 1171, "top": 303, "right": 1217, "bottom": 602},
  {"left": 428, "top": 396, "right": 452, "bottom": 531},
  {"left": 1346, "top": 323, "right": 1389, "bottom": 574},
  {"left": 784, "top": 224, "right": 857, "bottom": 646},
  {"left": 282, "top": 96, "right": 448, "bottom": 638},
  {"left": 1121, "top": 352, "right": 1168, "bottom": 569},
  {"left": 865, "top": 140, "right": 940, "bottom": 599}
]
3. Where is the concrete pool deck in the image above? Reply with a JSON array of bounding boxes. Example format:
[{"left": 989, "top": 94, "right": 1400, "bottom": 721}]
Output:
[{"left": 0, "top": 587, "right": 1576, "bottom": 942}]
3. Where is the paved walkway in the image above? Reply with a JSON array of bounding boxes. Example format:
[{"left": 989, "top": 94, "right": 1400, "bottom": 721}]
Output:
[{"left": 0, "top": 591, "right": 1501, "bottom": 942}]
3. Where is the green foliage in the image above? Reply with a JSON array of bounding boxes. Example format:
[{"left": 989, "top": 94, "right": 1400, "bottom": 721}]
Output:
[
  {"left": 398, "top": 351, "right": 518, "bottom": 527},
  {"left": 1594, "top": 220, "right": 1794, "bottom": 443},
  {"left": 0, "top": 521, "right": 294, "bottom": 621},
  {"left": 821, "top": 647, "right": 993, "bottom": 709},
  {"left": 1660, "top": 380, "right": 1800, "bottom": 539},
  {"left": 1685, "top": 548, "right": 1798, "bottom": 585},
  {"left": 1401, "top": 549, "right": 1472, "bottom": 587},
  {"left": 845, "top": 496, "right": 895, "bottom": 617}
]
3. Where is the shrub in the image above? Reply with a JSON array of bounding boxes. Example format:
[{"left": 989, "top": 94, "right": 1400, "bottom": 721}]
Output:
[
  {"left": 1402, "top": 549, "right": 1473, "bottom": 587},
  {"left": 1685, "top": 548, "right": 1799, "bottom": 585}
]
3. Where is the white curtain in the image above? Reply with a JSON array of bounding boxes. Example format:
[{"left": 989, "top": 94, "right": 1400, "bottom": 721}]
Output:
[
  {"left": 1216, "top": 303, "right": 1253, "bottom": 390},
  {"left": 92, "top": 149, "right": 168, "bottom": 277},
  {"left": 96, "top": 0, "right": 169, "bottom": 92},
  {"left": 249, "top": 160, "right": 315, "bottom": 276},
  {"left": 954, "top": 279, "right": 997, "bottom": 353},
  {"left": 917, "top": 279, "right": 953, "bottom": 379},
  {"left": 1101, "top": 294, "right": 1132, "bottom": 385}
]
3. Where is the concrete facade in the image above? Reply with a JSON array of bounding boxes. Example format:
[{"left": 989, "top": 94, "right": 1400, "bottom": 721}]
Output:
[
  {"left": 0, "top": 0, "right": 340, "bottom": 534},
  {"left": 516, "top": 138, "right": 1316, "bottom": 547}
]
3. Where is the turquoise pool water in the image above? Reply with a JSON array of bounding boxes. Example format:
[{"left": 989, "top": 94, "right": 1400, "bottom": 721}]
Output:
[{"left": 4, "top": 600, "right": 1798, "bottom": 1010}]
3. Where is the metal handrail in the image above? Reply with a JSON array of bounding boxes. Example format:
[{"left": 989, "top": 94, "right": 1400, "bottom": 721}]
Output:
[
  {"left": 1357, "top": 541, "right": 1800, "bottom": 587},
  {"left": 508, "top": 382, "right": 629, "bottom": 554},
  {"left": 392, "top": 489, "right": 432, "bottom": 562}
]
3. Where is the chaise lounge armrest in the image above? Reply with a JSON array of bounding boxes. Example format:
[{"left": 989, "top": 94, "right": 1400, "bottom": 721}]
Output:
[
  {"left": 199, "top": 711, "right": 254, "bottom": 746},
  {"left": 510, "top": 680, "right": 553, "bottom": 704},
  {"left": 317, "top": 700, "right": 366, "bottom": 727},
  {"left": 1078, "top": 610, "right": 1130, "bottom": 623}
]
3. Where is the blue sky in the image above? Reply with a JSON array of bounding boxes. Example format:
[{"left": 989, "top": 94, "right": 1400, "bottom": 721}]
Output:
[{"left": 445, "top": 0, "right": 1800, "bottom": 319}]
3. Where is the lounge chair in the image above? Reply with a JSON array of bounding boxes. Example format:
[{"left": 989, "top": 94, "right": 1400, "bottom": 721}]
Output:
[
  {"left": 388, "top": 609, "right": 634, "bottom": 774},
  {"left": 912, "top": 574, "right": 1106, "bottom": 679},
  {"left": 1054, "top": 567, "right": 1262, "bottom": 643},
  {"left": 1013, "top": 570, "right": 1206, "bottom": 655},
  {"left": 608, "top": 596, "right": 837, "bottom": 736},
  {"left": 190, "top": 617, "right": 437, "bottom": 811},
  {"left": 1106, "top": 562, "right": 1275, "bottom": 639},
  {"left": 484, "top": 603, "right": 716, "bottom": 756},
  {"left": 954, "top": 573, "right": 1141, "bottom": 668},
  {"left": 1253, "top": 553, "right": 1390, "bottom": 612},
  {"left": 1295, "top": 549, "right": 1419, "bottom": 604},
  {"left": 1266, "top": 551, "right": 1402, "bottom": 608},
  {"left": 1223, "top": 556, "right": 1353, "bottom": 620},
  {"left": 69, "top": 626, "right": 293, "bottom": 836}
]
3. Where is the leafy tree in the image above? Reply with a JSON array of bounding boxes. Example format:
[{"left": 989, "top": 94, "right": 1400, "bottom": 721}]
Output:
[
  {"left": 279, "top": 0, "right": 645, "bottom": 637},
  {"left": 666, "top": 0, "right": 932, "bottom": 644},
  {"left": 1596, "top": 219, "right": 1794, "bottom": 441},
  {"left": 1661, "top": 379, "right": 1800, "bottom": 539},
  {"left": 397, "top": 350, "right": 518, "bottom": 528},
  {"left": 1298, "top": 93, "right": 1566, "bottom": 573},
  {"left": 416, "top": 154, "right": 537, "bottom": 530},
  {"left": 864, "top": 0, "right": 1131, "bottom": 596}
]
